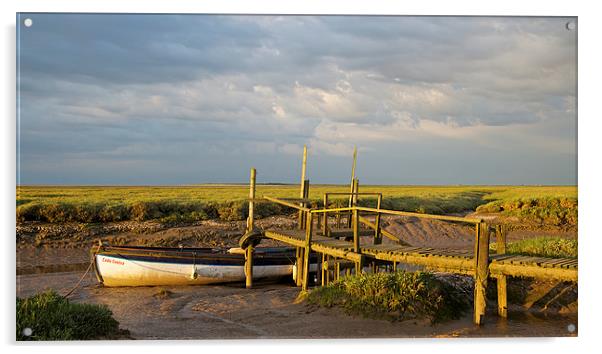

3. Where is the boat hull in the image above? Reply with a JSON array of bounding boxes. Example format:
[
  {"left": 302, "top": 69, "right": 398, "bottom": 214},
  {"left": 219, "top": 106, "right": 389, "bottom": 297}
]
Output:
[{"left": 93, "top": 245, "right": 312, "bottom": 287}]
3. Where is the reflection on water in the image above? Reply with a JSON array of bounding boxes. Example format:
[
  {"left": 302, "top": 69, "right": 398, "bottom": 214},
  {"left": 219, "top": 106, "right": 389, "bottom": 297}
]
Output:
[
  {"left": 17, "top": 262, "right": 90, "bottom": 275},
  {"left": 435, "top": 309, "right": 577, "bottom": 337}
]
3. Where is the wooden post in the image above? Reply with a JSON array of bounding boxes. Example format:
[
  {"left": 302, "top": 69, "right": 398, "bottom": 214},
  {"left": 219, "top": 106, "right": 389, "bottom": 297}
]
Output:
[
  {"left": 496, "top": 224, "right": 507, "bottom": 254},
  {"left": 374, "top": 194, "right": 382, "bottom": 245},
  {"left": 323, "top": 194, "right": 329, "bottom": 236},
  {"left": 247, "top": 168, "right": 256, "bottom": 231},
  {"left": 347, "top": 178, "right": 359, "bottom": 228},
  {"left": 352, "top": 207, "right": 362, "bottom": 274},
  {"left": 298, "top": 145, "right": 307, "bottom": 230},
  {"left": 302, "top": 212, "right": 314, "bottom": 291},
  {"left": 295, "top": 247, "right": 304, "bottom": 287},
  {"left": 245, "top": 168, "right": 256, "bottom": 289},
  {"left": 473, "top": 222, "right": 490, "bottom": 325},
  {"left": 245, "top": 245, "right": 254, "bottom": 289},
  {"left": 348, "top": 146, "right": 357, "bottom": 208},
  {"left": 496, "top": 224, "right": 508, "bottom": 318},
  {"left": 353, "top": 179, "right": 359, "bottom": 206},
  {"left": 347, "top": 147, "right": 357, "bottom": 227}
]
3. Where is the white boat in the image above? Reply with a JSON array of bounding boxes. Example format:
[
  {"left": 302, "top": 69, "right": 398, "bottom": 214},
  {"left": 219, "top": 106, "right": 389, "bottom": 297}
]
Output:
[{"left": 93, "top": 244, "right": 315, "bottom": 287}]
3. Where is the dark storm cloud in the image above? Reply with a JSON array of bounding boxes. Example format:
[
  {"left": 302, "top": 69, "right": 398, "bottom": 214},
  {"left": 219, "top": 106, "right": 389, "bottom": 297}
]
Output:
[{"left": 17, "top": 14, "right": 577, "bottom": 184}]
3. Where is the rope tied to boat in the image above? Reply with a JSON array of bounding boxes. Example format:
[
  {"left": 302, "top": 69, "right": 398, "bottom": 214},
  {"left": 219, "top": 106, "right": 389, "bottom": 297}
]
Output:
[{"left": 62, "top": 242, "right": 103, "bottom": 298}]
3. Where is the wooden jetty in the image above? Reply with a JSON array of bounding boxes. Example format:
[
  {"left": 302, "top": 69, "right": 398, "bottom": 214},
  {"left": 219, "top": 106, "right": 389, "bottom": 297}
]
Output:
[{"left": 241, "top": 147, "right": 577, "bottom": 325}]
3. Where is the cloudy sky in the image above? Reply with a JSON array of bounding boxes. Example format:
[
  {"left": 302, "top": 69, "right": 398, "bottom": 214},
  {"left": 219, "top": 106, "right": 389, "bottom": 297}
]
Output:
[{"left": 17, "top": 14, "right": 577, "bottom": 185}]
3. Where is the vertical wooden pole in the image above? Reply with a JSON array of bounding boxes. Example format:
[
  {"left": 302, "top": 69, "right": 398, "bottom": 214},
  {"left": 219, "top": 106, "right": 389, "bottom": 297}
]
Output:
[
  {"left": 496, "top": 224, "right": 507, "bottom": 254},
  {"left": 374, "top": 194, "right": 382, "bottom": 245},
  {"left": 473, "top": 222, "right": 490, "bottom": 325},
  {"left": 245, "top": 246, "right": 254, "bottom": 289},
  {"left": 245, "top": 168, "right": 256, "bottom": 289},
  {"left": 496, "top": 224, "right": 508, "bottom": 318},
  {"left": 347, "top": 147, "right": 357, "bottom": 228},
  {"left": 298, "top": 145, "right": 308, "bottom": 229},
  {"left": 247, "top": 168, "right": 256, "bottom": 232},
  {"left": 348, "top": 146, "right": 357, "bottom": 208},
  {"left": 302, "top": 212, "right": 314, "bottom": 291},
  {"left": 353, "top": 178, "right": 360, "bottom": 206},
  {"left": 348, "top": 178, "right": 359, "bottom": 228},
  {"left": 323, "top": 194, "right": 329, "bottom": 236},
  {"left": 352, "top": 208, "right": 362, "bottom": 274}
]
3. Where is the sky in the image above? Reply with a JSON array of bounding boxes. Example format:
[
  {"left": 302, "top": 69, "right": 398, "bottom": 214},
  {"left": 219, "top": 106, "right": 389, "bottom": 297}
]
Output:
[{"left": 17, "top": 14, "right": 577, "bottom": 185}]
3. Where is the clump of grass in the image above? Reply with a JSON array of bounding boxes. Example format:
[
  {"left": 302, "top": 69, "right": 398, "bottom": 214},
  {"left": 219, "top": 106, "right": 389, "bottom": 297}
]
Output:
[
  {"left": 17, "top": 290, "right": 122, "bottom": 341},
  {"left": 490, "top": 237, "right": 577, "bottom": 259},
  {"left": 307, "top": 271, "right": 470, "bottom": 323},
  {"left": 153, "top": 288, "right": 173, "bottom": 299}
]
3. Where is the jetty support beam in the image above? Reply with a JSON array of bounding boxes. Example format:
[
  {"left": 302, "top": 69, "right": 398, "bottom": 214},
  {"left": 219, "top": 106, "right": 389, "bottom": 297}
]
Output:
[
  {"left": 298, "top": 145, "right": 308, "bottom": 229},
  {"left": 473, "top": 222, "right": 490, "bottom": 325},
  {"left": 352, "top": 207, "right": 363, "bottom": 274},
  {"left": 496, "top": 224, "right": 508, "bottom": 318},
  {"left": 302, "top": 212, "right": 314, "bottom": 291},
  {"left": 374, "top": 194, "right": 382, "bottom": 245}
]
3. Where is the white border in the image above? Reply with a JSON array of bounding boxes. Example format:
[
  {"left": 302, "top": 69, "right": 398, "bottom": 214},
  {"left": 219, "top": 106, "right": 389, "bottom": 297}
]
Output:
[{"left": 3, "top": 1, "right": 600, "bottom": 353}]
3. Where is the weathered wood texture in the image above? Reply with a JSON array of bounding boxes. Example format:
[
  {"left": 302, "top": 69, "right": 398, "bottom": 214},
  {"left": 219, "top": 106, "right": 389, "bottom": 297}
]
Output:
[
  {"left": 473, "top": 223, "right": 490, "bottom": 325},
  {"left": 244, "top": 168, "right": 256, "bottom": 289},
  {"left": 495, "top": 224, "right": 507, "bottom": 318}
]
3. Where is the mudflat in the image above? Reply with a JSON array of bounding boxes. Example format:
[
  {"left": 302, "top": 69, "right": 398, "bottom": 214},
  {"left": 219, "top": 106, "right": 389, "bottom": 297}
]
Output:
[
  {"left": 16, "top": 214, "right": 578, "bottom": 339},
  {"left": 16, "top": 270, "right": 577, "bottom": 339}
]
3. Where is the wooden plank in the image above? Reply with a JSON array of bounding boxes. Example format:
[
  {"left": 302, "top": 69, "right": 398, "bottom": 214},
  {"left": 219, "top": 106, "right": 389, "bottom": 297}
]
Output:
[
  {"left": 490, "top": 254, "right": 516, "bottom": 262},
  {"left": 489, "top": 262, "right": 577, "bottom": 281},
  {"left": 354, "top": 206, "right": 482, "bottom": 224},
  {"left": 544, "top": 258, "right": 571, "bottom": 267},
  {"left": 557, "top": 259, "right": 577, "bottom": 268},
  {"left": 264, "top": 196, "right": 311, "bottom": 212}
]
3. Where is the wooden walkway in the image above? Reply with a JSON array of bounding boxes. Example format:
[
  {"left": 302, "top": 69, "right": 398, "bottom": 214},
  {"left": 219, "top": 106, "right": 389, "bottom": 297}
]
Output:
[
  {"left": 241, "top": 165, "right": 577, "bottom": 326},
  {"left": 264, "top": 228, "right": 577, "bottom": 281}
]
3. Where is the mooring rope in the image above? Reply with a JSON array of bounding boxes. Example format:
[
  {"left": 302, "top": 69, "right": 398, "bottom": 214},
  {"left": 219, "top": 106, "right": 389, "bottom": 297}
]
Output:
[{"left": 62, "top": 243, "right": 101, "bottom": 298}]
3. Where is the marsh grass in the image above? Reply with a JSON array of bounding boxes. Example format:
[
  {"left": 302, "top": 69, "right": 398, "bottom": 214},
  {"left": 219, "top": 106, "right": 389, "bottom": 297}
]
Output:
[
  {"left": 490, "top": 237, "right": 577, "bottom": 258},
  {"left": 16, "top": 290, "right": 122, "bottom": 341},
  {"left": 307, "top": 271, "right": 470, "bottom": 323},
  {"left": 16, "top": 185, "right": 497, "bottom": 223},
  {"left": 476, "top": 187, "right": 577, "bottom": 226},
  {"left": 16, "top": 185, "right": 576, "bottom": 225}
]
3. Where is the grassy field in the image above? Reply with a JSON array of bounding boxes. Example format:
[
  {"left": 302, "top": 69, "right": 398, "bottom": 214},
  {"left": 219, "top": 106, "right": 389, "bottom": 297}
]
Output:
[
  {"left": 16, "top": 185, "right": 577, "bottom": 225},
  {"left": 476, "top": 186, "right": 577, "bottom": 226},
  {"left": 490, "top": 237, "right": 578, "bottom": 258}
]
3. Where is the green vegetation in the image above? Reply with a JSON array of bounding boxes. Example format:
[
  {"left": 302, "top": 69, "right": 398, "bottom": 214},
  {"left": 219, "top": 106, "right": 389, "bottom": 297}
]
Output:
[
  {"left": 307, "top": 271, "right": 470, "bottom": 323},
  {"left": 16, "top": 185, "right": 577, "bottom": 225},
  {"left": 491, "top": 237, "right": 578, "bottom": 258},
  {"left": 476, "top": 186, "right": 577, "bottom": 227},
  {"left": 17, "top": 290, "right": 122, "bottom": 340}
]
